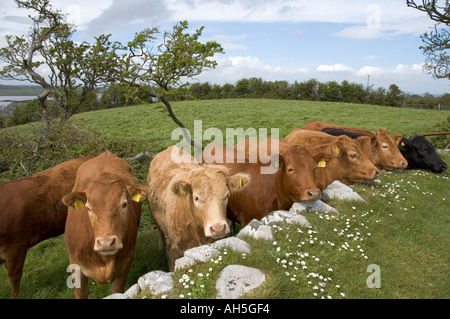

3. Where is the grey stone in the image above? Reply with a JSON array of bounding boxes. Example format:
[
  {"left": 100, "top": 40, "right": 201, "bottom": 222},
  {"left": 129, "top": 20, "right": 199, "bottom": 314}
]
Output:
[
  {"left": 289, "top": 200, "right": 338, "bottom": 214},
  {"left": 277, "top": 210, "right": 310, "bottom": 227},
  {"left": 184, "top": 245, "right": 220, "bottom": 263},
  {"left": 254, "top": 225, "right": 273, "bottom": 240},
  {"left": 322, "top": 180, "right": 366, "bottom": 202},
  {"left": 103, "top": 293, "right": 127, "bottom": 299},
  {"left": 174, "top": 256, "right": 196, "bottom": 271},
  {"left": 262, "top": 210, "right": 310, "bottom": 227},
  {"left": 247, "top": 219, "right": 263, "bottom": 230},
  {"left": 216, "top": 265, "right": 266, "bottom": 299},
  {"left": 211, "top": 237, "right": 251, "bottom": 254},
  {"left": 263, "top": 211, "right": 285, "bottom": 225},
  {"left": 124, "top": 283, "right": 140, "bottom": 299},
  {"left": 237, "top": 224, "right": 273, "bottom": 241},
  {"left": 138, "top": 270, "right": 174, "bottom": 296}
]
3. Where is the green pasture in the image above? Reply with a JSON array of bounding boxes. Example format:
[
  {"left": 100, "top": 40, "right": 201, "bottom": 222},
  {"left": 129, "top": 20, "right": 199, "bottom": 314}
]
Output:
[
  {"left": 0, "top": 99, "right": 448, "bottom": 299},
  {"left": 70, "top": 99, "right": 447, "bottom": 151}
]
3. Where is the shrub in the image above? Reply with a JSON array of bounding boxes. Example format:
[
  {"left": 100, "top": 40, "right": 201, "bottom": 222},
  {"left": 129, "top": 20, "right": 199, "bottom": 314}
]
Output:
[
  {"left": 428, "top": 116, "right": 450, "bottom": 149},
  {"left": 0, "top": 122, "right": 146, "bottom": 182}
]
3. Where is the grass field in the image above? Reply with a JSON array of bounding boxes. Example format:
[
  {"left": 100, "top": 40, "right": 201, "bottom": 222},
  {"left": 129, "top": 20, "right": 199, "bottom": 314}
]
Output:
[
  {"left": 0, "top": 99, "right": 449, "bottom": 299},
  {"left": 70, "top": 99, "right": 448, "bottom": 152}
]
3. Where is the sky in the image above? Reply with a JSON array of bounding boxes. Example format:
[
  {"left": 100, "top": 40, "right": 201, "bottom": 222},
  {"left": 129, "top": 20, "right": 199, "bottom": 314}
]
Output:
[{"left": 0, "top": 0, "right": 449, "bottom": 95}]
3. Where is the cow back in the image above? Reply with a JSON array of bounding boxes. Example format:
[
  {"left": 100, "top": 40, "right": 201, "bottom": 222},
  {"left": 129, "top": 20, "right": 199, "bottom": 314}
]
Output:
[{"left": 0, "top": 156, "right": 93, "bottom": 247}]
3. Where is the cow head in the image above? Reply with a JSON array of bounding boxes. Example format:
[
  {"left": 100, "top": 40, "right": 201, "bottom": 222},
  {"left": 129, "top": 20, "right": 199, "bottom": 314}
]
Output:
[
  {"left": 328, "top": 136, "right": 380, "bottom": 183},
  {"left": 370, "top": 128, "right": 408, "bottom": 171},
  {"left": 399, "top": 136, "right": 448, "bottom": 173},
  {"left": 280, "top": 145, "right": 322, "bottom": 202},
  {"left": 170, "top": 165, "right": 250, "bottom": 239},
  {"left": 63, "top": 178, "right": 148, "bottom": 256}
]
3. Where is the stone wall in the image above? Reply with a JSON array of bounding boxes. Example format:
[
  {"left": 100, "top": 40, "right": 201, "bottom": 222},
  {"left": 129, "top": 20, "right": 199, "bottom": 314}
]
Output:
[{"left": 104, "top": 181, "right": 362, "bottom": 299}]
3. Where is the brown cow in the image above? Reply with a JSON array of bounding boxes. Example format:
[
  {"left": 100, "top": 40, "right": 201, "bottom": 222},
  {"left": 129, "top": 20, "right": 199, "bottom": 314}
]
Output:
[
  {"left": 63, "top": 151, "right": 148, "bottom": 299},
  {"left": 286, "top": 128, "right": 407, "bottom": 171},
  {"left": 238, "top": 137, "right": 380, "bottom": 190},
  {"left": 203, "top": 143, "right": 323, "bottom": 226},
  {"left": 0, "top": 156, "right": 93, "bottom": 297},
  {"left": 303, "top": 121, "right": 374, "bottom": 136},
  {"left": 148, "top": 145, "right": 250, "bottom": 271}
]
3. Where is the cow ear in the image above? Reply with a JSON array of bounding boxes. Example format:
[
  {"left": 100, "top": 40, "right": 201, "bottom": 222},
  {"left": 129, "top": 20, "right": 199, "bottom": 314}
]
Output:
[
  {"left": 227, "top": 173, "right": 250, "bottom": 192},
  {"left": 370, "top": 135, "right": 378, "bottom": 147},
  {"left": 127, "top": 184, "right": 148, "bottom": 202},
  {"left": 333, "top": 145, "right": 341, "bottom": 157},
  {"left": 62, "top": 192, "right": 87, "bottom": 210},
  {"left": 171, "top": 181, "right": 191, "bottom": 197},
  {"left": 314, "top": 153, "right": 333, "bottom": 168},
  {"left": 272, "top": 153, "right": 285, "bottom": 169},
  {"left": 392, "top": 134, "right": 403, "bottom": 146}
]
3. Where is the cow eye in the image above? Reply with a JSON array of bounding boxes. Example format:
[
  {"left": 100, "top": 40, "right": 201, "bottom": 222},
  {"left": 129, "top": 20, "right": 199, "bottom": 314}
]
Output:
[
  {"left": 382, "top": 144, "right": 389, "bottom": 149},
  {"left": 194, "top": 195, "right": 203, "bottom": 204},
  {"left": 287, "top": 167, "right": 294, "bottom": 173},
  {"left": 121, "top": 201, "right": 127, "bottom": 209},
  {"left": 349, "top": 153, "right": 357, "bottom": 159}
]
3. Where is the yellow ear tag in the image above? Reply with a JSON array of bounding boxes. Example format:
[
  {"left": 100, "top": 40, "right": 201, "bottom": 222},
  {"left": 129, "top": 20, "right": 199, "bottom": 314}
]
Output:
[
  {"left": 401, "top": 141, "right": 406, "bottom": 147},
  {"left": 132, "top": 192, "right": 141, "bottom": 202},
  {"left": 318, "top": 160, "right": 327, "bottom": 168},
  {"left": 335, "top": 146, "right": 340, "bottom": 156},
  {"left": 238, "top": 177, "right": 243, "bottom": 189},
  {"left": 179, "top": 188, "right": 187, "bottom": 197},
  {"left": 395, "top": 140, "right": 399, "bottom": 145},
  {"left": 74, "top": 199, "right": 85, "bottom": 210}
]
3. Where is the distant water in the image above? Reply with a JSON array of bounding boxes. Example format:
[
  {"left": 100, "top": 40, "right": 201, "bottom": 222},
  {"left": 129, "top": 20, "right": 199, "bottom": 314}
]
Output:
[{"left": 0, "top": 95, "right": 35, "bottom": 109}]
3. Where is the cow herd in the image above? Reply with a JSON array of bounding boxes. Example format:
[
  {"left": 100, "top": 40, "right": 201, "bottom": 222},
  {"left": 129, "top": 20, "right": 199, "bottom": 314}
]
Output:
[{"left": 0, "top": 121, "right": 447, "bottom": 298}]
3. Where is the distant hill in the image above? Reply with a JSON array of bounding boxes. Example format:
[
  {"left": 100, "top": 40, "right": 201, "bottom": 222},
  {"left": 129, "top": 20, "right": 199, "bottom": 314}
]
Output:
[{"left": 0, "top": 84, "right": 42, "bottom": 96}]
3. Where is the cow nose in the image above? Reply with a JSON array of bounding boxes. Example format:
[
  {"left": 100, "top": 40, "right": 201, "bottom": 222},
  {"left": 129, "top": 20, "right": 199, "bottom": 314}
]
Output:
[
  {"left": 401, "top": 160, "right": 408, "bottom": 168},
  {"left": 209, "top": 222, "right": 229, "bottom": 238},
  {"left": 95, "top": 236, "right": 122, "bottom": 254},
  {"left": 375, "top": 169, "right": 381, "bottom": 177},
  {"left": 306, "top": 189, "right": 321, "bottom": 201}
]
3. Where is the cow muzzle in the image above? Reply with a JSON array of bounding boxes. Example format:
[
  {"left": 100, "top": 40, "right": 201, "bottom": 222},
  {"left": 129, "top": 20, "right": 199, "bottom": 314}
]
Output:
[
  {"left": 400, "top": 160, "right": 408, "bottom": 169},
  {"left": 94, "top": 236, "right": 123, "bottom": 255},
  {"left": 302, "top": 189, "right": 321, "bottom": 202},
  {"left": 205, "top": 221, "right": 230, "bottom": 239}
]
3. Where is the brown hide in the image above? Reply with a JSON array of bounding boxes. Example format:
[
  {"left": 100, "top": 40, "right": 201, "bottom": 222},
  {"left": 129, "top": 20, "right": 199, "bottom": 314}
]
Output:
[
  {"left": 286, "top": 128, "right": 407, "bottom": 171},
  {"left": 252, "top": 136, "right": 379, "bottom": 190},
  {"left": 202, "top": 144, "right": 321, "bottom": 227},
  {"left": 0, "top": 156, "right": 93, "bottom": 297},
  {"left": 63, "top": 151, "right": 147, "bottom": 299},
  {"left": 302, "top": 121, "right": 374, "bottom": 136},
  {"left": 148, "top": 146, "right": 250, "bottom": 271}
]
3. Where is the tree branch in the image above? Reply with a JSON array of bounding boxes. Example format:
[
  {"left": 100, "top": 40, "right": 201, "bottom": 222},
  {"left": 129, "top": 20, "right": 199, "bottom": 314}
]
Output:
[{"left": 160, "top": 95, "right": 203, "bottom": 152}]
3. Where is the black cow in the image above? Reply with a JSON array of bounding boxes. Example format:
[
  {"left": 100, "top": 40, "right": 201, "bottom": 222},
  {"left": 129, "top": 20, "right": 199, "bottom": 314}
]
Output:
[
  {"left": 321, "top": 128, "right": 368, "bottom": 139},
  {"left": 398, "top": 136, "right": 447, "bottom": 173},
  {"left": 321, "top": 128, "right": 448, "bottom": 173}
]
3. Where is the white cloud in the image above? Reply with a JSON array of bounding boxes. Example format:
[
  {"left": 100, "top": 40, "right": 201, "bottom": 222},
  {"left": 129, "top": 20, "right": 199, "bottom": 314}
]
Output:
[
  {"left": 85, "top": 0, "right": 170, "bottom": 36},
  {"left": 204, "top": 34, "right": 249, "bottom": 51},
  {"left": 317, "top": 64, "right": 353, "bottom": 72},
  {"left": 333, "top": 14, "right": 434, "bottom": 39},
  {"left": 166, "top": 0, "right": 387, "bottom": 24},
  {"left": 195, "top": 56, "right": 309, "bottom": 83}
]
